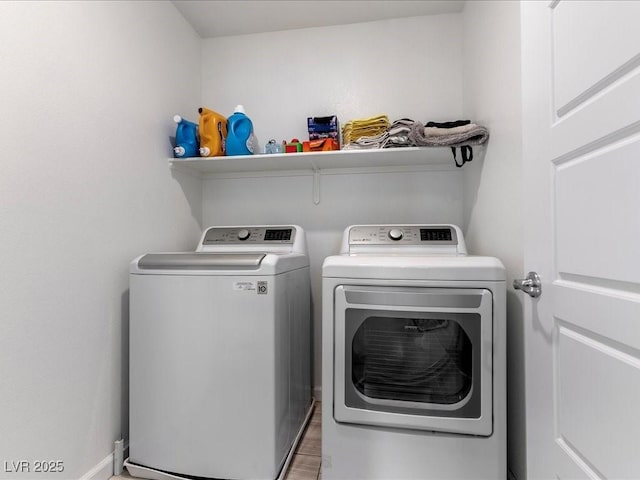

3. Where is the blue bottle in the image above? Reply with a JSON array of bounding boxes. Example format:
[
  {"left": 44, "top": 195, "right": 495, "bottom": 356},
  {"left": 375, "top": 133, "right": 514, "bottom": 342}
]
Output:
[
  {"left": 226, "top": 105, "right": 256, "bottom": 156},
  {"left": 173, "top": 115, "right": 199, "bottom": 158}
]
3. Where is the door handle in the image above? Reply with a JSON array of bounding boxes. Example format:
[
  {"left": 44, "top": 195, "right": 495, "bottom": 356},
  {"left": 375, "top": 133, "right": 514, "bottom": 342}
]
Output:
[{"left": 513, "top": 271, "right": 541, "bottom": 298}]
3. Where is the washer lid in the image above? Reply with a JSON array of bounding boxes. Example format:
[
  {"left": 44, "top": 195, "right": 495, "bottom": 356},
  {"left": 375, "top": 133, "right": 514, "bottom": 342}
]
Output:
[
  {"left": 130, "top": 251, "right": 308, "bottom": 275},
  {"left": 137, "top": 253, "right": 266, "bottom": 270}
]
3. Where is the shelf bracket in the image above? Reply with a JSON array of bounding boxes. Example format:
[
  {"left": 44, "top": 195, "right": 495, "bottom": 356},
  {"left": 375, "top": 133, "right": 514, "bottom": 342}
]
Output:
[{"left": 312, "top": 168, "right": 321, "bottom": 205}]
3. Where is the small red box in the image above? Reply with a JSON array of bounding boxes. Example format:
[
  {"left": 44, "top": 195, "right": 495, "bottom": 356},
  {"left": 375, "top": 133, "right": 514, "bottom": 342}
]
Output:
[{"left": 285, "top": 139, "right": 303, "bottom": 153}]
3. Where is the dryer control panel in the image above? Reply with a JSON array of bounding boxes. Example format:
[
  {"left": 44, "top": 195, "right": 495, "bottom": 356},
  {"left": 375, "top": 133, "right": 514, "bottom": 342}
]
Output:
[
  {"left": 343, "top": 224, "right": 466, "bottom": 255},
  {"left": 348, "top": 225, "right": 458, "bottom": 246}
]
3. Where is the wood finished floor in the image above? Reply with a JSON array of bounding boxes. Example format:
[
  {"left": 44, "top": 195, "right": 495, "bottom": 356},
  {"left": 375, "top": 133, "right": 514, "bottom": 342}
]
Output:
[
  {"left": 110, "top": 401, "right": 322, "bottom": 480},
  {"left": 285, "top": 401, "right": 321, "bottom": 480}
]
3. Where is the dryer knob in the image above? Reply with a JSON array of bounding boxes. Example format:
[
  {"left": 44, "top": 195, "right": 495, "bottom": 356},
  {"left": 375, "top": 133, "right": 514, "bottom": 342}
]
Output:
[
  {"left": 237, "top": 229, "right": 250, "bottom": 241},
  {"left": 388, "top": 228, "right": 404, "bottom": 241}
]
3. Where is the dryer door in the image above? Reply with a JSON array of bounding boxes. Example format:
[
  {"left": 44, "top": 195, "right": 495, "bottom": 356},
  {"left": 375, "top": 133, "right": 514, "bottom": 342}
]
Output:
[{"left": 334, "top": 286, "right": 493, "bottom": 436}]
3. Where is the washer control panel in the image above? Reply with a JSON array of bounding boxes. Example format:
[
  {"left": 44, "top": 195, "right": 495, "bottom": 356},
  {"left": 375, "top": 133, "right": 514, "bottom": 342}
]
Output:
[
  {"left": 349, "top": 225, "right": 458, "bottom": 246},
  {"left": 202, "top": 226, "right": 295, "bottom": 245}
]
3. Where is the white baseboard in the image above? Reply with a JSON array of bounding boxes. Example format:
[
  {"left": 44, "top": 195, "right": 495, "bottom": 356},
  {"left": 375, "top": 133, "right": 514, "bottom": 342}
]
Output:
[
  {"left": 79, "top": 442, "right": 129, "bottom": 480},
  {"left": 79, "top": 453, "right": 114, "bottom": 480},
  {"left": 313, "top": 385, "right": 322, "bottom": 401}
]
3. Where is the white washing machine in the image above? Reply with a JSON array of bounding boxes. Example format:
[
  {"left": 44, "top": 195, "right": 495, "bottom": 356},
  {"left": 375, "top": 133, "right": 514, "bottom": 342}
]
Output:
[
  {"left": 125, "top": 225, "right": 313, "bottom": 480},
  {"left": 322, "top": 224, "right": 506, "bottom": 479}
]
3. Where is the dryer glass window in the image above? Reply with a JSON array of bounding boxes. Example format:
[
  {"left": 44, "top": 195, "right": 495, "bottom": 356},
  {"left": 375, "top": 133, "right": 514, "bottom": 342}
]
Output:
[
  {"left": 351, "top": 316, "right": 472, "bottom": 405},
  {"left": 334, "top": 286, "right": 494, "bottom": 434},
  {"left": 343, "top": 308, "right": 483, "bottom": 419}
]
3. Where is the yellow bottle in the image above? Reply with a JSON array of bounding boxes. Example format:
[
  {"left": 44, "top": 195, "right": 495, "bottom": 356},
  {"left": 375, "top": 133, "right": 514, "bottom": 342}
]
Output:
[{"left": 198, "top": 107, "right": 227, "bottom": 157}]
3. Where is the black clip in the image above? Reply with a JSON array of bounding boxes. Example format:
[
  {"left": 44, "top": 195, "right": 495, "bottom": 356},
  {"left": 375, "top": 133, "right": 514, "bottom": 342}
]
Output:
[{"left": 451, "top": 146, "right": 473, "bottom": 167}]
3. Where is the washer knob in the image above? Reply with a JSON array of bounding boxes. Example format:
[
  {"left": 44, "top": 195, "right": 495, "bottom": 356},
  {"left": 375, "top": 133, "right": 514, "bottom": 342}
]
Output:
[
  {"left": 388, "top": 228, "right": 404, "bottom": 241},
  {"left": 237, "top": 229, "right": 250, "bottom": 241}
]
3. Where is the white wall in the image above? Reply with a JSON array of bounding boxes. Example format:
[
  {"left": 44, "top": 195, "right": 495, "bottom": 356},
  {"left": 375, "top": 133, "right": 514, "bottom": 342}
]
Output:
[
  {"left": 462, "top": 2, "right": 525, "bottom": 479},
  {"left": 0, "top": 2, "right": 202, "bottom": 479},
  {"left": 199, "top": 15, "right": 465, "bottom": 396},
  {"left": 201, "top": 15, "right": 463, "bottom": 147}
]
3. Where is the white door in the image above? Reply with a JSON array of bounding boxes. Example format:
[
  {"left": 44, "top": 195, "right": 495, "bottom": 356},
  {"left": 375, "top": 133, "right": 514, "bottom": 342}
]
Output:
[{"left": 521, "top": 1, "right": 640, "bottom": 479}]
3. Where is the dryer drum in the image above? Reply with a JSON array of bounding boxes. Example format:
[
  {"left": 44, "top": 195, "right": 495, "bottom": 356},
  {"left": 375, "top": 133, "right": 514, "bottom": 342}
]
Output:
[{"left": 352, "top": 317, "right": 473, "bottom": 404}]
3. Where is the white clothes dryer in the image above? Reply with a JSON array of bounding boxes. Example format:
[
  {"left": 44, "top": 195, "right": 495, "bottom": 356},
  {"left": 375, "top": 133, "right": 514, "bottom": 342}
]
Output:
[
  {"left": 126, "top": 225, "right": 313, "bottom": 480},
  {"left": 322, "top": 225, "right": 506, "bottom": 480}
]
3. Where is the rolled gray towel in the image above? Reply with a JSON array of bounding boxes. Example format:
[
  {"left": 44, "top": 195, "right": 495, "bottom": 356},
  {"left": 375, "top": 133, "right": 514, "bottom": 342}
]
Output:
[{"left": 409, "top": 121, "right": 489, "bottom": 147}]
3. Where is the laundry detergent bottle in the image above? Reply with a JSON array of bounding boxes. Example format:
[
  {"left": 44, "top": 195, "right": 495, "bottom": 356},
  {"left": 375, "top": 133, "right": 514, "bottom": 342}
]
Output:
[
  {"left": 173, "top": 115, "right": 199, "bottom": 158},
  {"left": 198, "top": 107, "right": 227, "bottom": 157},
  {"left": 226, "top": 105, "right": 256, "bottom": 156}
]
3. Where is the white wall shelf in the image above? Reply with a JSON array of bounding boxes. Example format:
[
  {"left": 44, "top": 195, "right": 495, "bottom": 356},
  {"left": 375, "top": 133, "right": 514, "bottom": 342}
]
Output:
[
  {"left": 169, "top": 147, "right": 458, "bottom": 178},
  {"left": 170, "top": 147, "right": 463, "bottom": 205}
]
